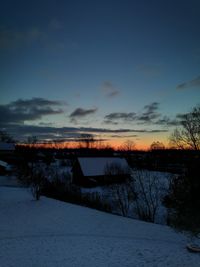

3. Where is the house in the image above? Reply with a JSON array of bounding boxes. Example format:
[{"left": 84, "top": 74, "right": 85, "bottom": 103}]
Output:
[
  {"left": 72, "top": 157, "right": 131, "bottom": 187},
  {"left": 0, "top": 160, "right": 11, "bottom": 174},
  {"left": 0, "top": 142, "right": 16, "bottom": 163}
]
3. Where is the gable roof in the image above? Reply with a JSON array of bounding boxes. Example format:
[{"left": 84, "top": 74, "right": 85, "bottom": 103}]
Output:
[
  {"left": 0, "top": 160, "right": 9, "bottom": 168},
  {"left": 77, "top": 157, "right": 129, "bottom": 176}
]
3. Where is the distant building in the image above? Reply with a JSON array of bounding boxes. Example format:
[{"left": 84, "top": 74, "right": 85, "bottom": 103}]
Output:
[
  {"left": 72, "top": 157, "right": 130, "bottom": 187},
  {"left": 0, "top": 142, "right": 16, "bottom": 163},
  {"left": 0, "top": 159, "right": 11, "bottom": 174}
]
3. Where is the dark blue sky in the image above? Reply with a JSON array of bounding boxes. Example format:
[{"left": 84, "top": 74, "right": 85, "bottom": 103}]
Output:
[{"left": 1, "top": 0, "right": 200, "bottom": 148}]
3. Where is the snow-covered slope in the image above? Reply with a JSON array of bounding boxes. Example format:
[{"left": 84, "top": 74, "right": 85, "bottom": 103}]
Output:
[{"left": 0, "top": 187, "right": 199, "bottom": 267}]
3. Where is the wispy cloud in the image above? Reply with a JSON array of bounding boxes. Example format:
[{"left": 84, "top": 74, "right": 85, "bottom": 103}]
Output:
[
  {"left": 137, "top": 102, "right": 160, "bottom": 123},
  {"left": 104, "top": 112, "right": 136, "bottom": 124},
  {"left": 0, "top": 98, "right": 64, "bottom": 125},
  {"left": 176, "top": 75, "right": 200, "bottom": 90},
  {"left": 154, "top": 116, "right": 180, "bottom": 126},
  {"left": 1, "top": 124, "right": 168, "bottom": 142},
  {"left": 110, "top": 134, "right": 138, "bottom": 138},
  {"left": 103, "top": 102, "right": 181, "bottom": 127},
  {"left": 104, "top": 102, "right": 161, "bottom": 125},
  {"left": 101, "top": 81, "right": 120, "bottom": 98},
  {"left": 70, "top": 107, "right": 98, "bottom": 123}
]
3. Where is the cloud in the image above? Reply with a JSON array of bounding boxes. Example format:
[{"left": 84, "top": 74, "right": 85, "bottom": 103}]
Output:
[
  {"left": 1, "top": 123, "right": 168, "bottom": 142},
  {"left": 143, "top": 102, "right": 159, "bottom": 115},
  {"left": 102, "top": 81, "right": 120, "bottom": 98},
  {"left": 137, "top": 102, "right": 160, "bottom": 123},
  {"left": 154, "top": 108, "right": 200, "bottom": 127},
  {"left": 0, "top": 100, "right": 170, "bottom": 142},
  {"left": 104, "top": 120, "right": 119, "bottom": 125},
  {"left": 104, "top": 112, "right": 136, "bottom": 124},
  {"left": 110, "top": 134, "right": 138, "bottom": 138},
  {"left": 104, "top": 102, "right": 161, "bottom": 125},
  {"left": 70, "top": 107, "right": 98, "bottom": 123},
  {"left": 70, "top": 107, "right": 97, "bottom": 118},
  {"left": 103, "top": 102, "right": 179, "bottom": 128},
  {"left": 0, "top": 98, "right": 63, "bottom": 125},
  {"left": 154, "top": 116, "right": 180, "bottom": 126},
  {"left": 137, "top": 103, "right": 182, "bottom": 127},
  {"left": 176, "top": 75, "right": 200, "bottom": 90},
  {"left": 137, "top": 102, "right": 161, "bottom": 122}
]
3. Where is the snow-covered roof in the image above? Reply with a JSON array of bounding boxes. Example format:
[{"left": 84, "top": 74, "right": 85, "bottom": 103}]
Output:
[
  {"left": 77, "top": 157, "right": 129, "bottom": 176},
  {"left": 0, "top": 160, "right": 9, "bottom": 168},
  {"left": 0, "top": 142, "right": 15, "bottom": 151}
]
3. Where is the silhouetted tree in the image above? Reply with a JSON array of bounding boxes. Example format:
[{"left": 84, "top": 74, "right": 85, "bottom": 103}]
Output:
[
  {"left": 27, "top": 135, "right": 38, "bottom": 145},
  {"left": 132, "top": 170, "right": 166, "bottom": 223},
  {"left": 105, "top": 163, "right": 134, "bottom": 216},
  {"left": 0, "top": 130, "right": 15, "bottom": 143},
  {"left": 17, "top": 163, "right": 45, "bottom": 200},
  {"left": 170, "top": 105, "right": 200, "bottom": 150},
  {"left": 150, "top": 141, "right": 165, "bottom": 150},
  {"left": 77, "top": 134, "right": 95, "bottom": 149},
  {"left": 163, "top": 160, "right": 200, "bottom": 238},
  {"left": 108, "top": 181, "right": 136, "bottom": 216},
  {"left": 104, "top": 162, "right": 130, "bottom": 177},
  {"left": 119, "top": 139, "right": 136, "bottom": 152}
]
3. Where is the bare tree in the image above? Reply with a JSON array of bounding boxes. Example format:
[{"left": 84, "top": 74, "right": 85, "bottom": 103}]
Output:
[
  {"left": 108, "top": 182, "right": 135, "bottom": 216},
  {"left": 163, "top": 160, "right": 200, "bottom": 245},
  {"left": 105, "top": 162, "right": 134, "bottom": 216},
  {"left": 77, "top": 134, "right": 95, "bottom": 149},
  {"left": 27, "top": 135, "right": 38, "bottom": 145},
  {"left": 104, "top": 162, "right": 130, "bottom": 177},
  {"left": 120, "top": 139, "right": 136, "bottom": 152},
  {"left": 17, "top": 163, "right": 45, "bottom": 200},
  {"left": 132, "top": 170, "right": 164, "bottom": 223},
  {"left": 170, "top": 105, "right": 200, "bottom": 150},
  {"left": 0, "top": 130, "right": 15, "bottom": 143},
  {"left": 150, "top": 141, "right": 165, "bottom": 150}
]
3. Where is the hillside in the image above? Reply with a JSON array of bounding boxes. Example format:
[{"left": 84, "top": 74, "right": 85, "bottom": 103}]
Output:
[{"left": 0, "top": 187, "right": 199, "bottom": 267}]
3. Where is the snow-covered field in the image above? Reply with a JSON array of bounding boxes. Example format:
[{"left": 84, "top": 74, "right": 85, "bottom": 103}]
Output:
[
  {"left": 0, "top": 175, "right": 19, "bottom": 187},
  {"left": 0, "top": 186, "right": 199, "bottom": 267}
]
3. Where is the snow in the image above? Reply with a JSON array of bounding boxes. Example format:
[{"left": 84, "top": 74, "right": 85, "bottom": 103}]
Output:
[
  {"left": 0, "top": 187, "right": 199, "bottom": 267},
  {"left": 0, "top": 160, "right": 13, "bottom": 172},
  {"left": 0, "top": 160, "right": 9, "bottom": 168},
  {"left": 81, "top": 170, "right": 173, "bottom": 224},
  {"left": 0, "top": 175, "right": 19, "bottom": 187},
  {"left": 78, "top": 157, "right": 129, "bottom": 176}
]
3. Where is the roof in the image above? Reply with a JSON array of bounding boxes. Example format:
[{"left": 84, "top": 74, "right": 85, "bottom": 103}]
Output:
[
  {"left": 77, "top": 157, "right": 129, "bottom": 176},
  {"left": 0, "top": 142, "right": 15, "bottom": 151},
  {"left": 0, "top": 160, "right": 11, "bottom": 171},
  {"left": 0, "top": 160, "right": 9, "bottom": 168}
]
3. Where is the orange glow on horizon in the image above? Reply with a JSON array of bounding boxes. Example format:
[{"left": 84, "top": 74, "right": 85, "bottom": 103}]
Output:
[
  {"left": 18, "top": 139, "right": 159, "bottom": 151},
  {"left": 17, "top": 133, "right": 169, "bottom": 151}
]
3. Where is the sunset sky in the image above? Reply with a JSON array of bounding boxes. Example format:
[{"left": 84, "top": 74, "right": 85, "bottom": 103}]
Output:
[{"left": 1, "top": 0, "right": 200, "bottom": 149}]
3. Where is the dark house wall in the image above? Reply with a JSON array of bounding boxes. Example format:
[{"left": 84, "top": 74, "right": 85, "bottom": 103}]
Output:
[{"left": 72, "top": 159, "right": 130, "bottom": 187}]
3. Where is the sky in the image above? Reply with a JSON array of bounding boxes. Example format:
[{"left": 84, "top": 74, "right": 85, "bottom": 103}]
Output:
[{"left": 0, "top": 0, "right": 200, "bottom": 149}]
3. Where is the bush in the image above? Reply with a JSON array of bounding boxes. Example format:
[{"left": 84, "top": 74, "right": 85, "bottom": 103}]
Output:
[
  {"left": 17, "top": 163, "right": 46, "bottom": 200},
  {"left": 163, "top": 160, "right": 200, "bottom": 237}
]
